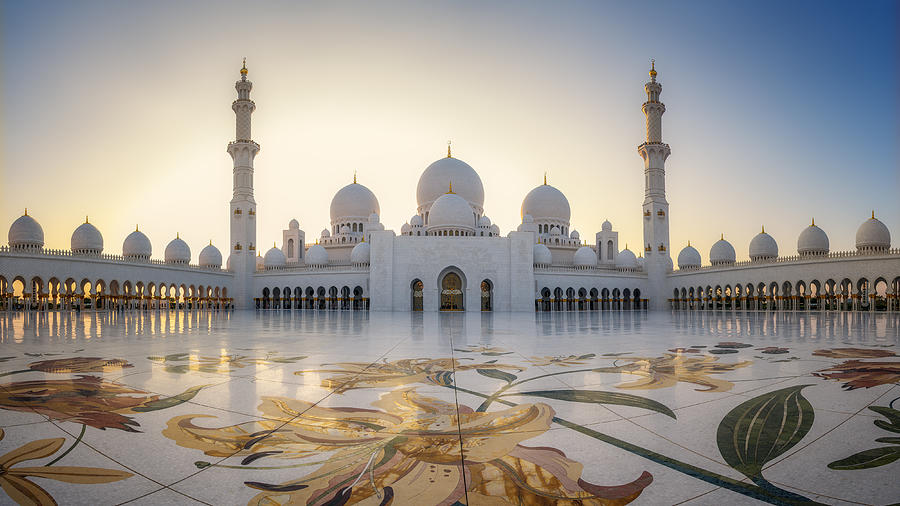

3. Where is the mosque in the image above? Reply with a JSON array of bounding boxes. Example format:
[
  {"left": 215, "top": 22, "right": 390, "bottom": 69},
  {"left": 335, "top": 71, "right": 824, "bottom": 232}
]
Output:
[{"left": 1, "top": 62, "right": 898, "bottom": 313}]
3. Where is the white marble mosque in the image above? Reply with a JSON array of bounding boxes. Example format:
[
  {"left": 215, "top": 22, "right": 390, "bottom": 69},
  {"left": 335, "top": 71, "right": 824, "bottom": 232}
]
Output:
[{"left": 1, "top": 61, "right": 898, "bottom": 313}]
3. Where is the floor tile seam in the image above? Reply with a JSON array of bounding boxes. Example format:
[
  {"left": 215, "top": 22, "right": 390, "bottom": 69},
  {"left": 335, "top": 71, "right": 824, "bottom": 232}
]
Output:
[
  {"left": 761, "top": 477, "right": 874, "bottom": 506},
  {"left": 613, "top": 415, "right": 735, "bottom": 471},
  {"left": 116, "top": 485, "right": 214, "bottom": 506},
  {"left": 670, "top": 486, "right": 722, "bottom": 505},
  {"left": 761, "top": 384, "right": 899, "bottom": 472},
  {"left": 446, "top": 327, "right": 471, "bottom": 505},
  {"left": 164, "top": 335, "right": 411, "bottom": 491}
]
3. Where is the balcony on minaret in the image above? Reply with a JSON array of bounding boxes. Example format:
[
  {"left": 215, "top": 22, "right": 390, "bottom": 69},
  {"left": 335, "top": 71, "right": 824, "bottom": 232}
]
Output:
[
  {"left": 645, "top": 244, "right": 652, "bottom": 252},
  {"left": 657, "top": 210, "right": 665, "bottom": 217},
  {"left": 658, "top": 244, "right": 666, "bottom": 252},
  {"left": 644, "top": 210, "right": 651, "bottom": 217}
]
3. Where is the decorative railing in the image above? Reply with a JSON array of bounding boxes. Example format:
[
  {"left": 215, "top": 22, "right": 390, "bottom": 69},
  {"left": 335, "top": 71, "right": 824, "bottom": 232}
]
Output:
[
  {"left": 534, "top": 265, "right": 644, "bottom": 275},
  {"left": 673, "top": 248, "right": 900, "bottom": 273},
  {"left": 257, "top": 263, "right": 369, "bottom": 273},
  {"left": 0, "top": 246, "right": 227, "bottom": 273}
]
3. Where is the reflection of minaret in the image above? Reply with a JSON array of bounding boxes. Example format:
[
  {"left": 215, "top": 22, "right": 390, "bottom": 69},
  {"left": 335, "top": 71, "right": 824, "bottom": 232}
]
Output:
[
  {"left": 637, "top": 61, "right": 671, "bottom": 310},
  {"left": 228, "top": 59, "right": 260, "bottom": 309}
]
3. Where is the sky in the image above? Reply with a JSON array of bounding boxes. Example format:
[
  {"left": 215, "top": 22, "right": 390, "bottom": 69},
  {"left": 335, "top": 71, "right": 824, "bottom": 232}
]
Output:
[{"left": 1, "top": 0, "right": 897, "bottom": 262}]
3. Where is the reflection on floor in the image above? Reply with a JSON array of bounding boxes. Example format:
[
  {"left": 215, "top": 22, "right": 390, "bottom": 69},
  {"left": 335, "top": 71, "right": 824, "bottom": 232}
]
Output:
[{"left": 0, "top": 311, "right": 897, "bottom": 505}]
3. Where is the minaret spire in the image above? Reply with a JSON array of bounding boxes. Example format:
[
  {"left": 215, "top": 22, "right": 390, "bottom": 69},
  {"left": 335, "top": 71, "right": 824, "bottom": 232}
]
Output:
[
  {"left": 637, "top": 61, "right": 672, "bottom": 310},
  {"left": 227, "top": 58, "right": 260, "bottom": 309}
]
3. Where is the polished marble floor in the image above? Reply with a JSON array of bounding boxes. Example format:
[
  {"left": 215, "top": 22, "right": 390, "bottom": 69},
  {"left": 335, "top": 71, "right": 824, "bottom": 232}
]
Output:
[{"left": 0, "top": 310, "right": 898, "bottom": 505}]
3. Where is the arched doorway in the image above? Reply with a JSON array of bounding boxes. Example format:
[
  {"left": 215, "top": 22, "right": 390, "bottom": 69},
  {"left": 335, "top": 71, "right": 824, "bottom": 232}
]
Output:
[
  {"left": 480, "top": 280, "right": 493, "bottom": 311},
  {"left": 411, "top": 280, "right": 424, "bottom": 311},
  {"left": 440, "top": 272, "right": 464, "bottom": 311}
]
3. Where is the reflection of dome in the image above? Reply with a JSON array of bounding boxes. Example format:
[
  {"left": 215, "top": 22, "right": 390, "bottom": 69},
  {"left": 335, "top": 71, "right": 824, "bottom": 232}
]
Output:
[
  {"left": 330, "top": 183, "right": 380, "bottom": 223},
  {"left": 306, "top": 244, "right": 328, "bottom": 266},
  {"left": 264, "top": 246, "right": 286, "bottom": 268},
  {"left": 417, "top": 156, "right": 484, "bottom": 213},
  {"left": 71, "top": 220, "right": 103, "bottom": 254},
  {"left": 165, "top": 236, "right": 191, "bottom": 264},
  {"left": 856, "top": 212, "right": 891, "bottom": 251},
  {"left": 533, "top": 243, "right": 552, "bottom": 265},
  {"left": 351, "top": 241, "right": 370, "bottom": 264},
  {"left": 123, "top": 228, "right": 151, "bottom": 259},
  {"left": 8, "top": 212, "right": 44, "bottom": 249},
  {"left": 289, "top": 219, "right": 300, "bottom": 229},
  {"left": 199, "top": 243, "right": 222, "bottom": 268},
  {"left": 574, "top": 246, "right": 596, "bottom": 267},
  {"left": 521, "top": 184, "right": 571, "bottom": 223},
  {"left": 798, "top": 220, "right": 829, "bottom": 256},
  {"left": 410, "top": 215, "right": 423, "bottom": 227},
  {"left": 710, "top": 236, "right": 736, "bottom": 265},
  {"left": 749, "top": 227, "right": 778, "bottom": 261},
  {"left": 677, "top": 243, "right": 701, "bottom": 269},
  {"left": 615, "top": 248, "right": 637, "bottom": 269},
  {"left": 601, "top": 220, "right": 612, "bottom": 232},
  {"left": 427, "top": 192, "right": 475, "bottom": 233}
]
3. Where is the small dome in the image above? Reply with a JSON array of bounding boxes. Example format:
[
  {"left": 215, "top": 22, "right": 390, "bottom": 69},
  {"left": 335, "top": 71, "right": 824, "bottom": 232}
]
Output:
[
  {"left": 321, "top": 229, "right": 331, "bottom": 238},
  {"left": 8, "top": 212, "right": 44, "bottom": 248},
  {"left": 165, "top": 236, "right": 191, "bottom": 264},
  {"left": 330, "top": 182, "right": 380, "bottom": 223},
  {"left": 490, "top": 224, "right": 500, "bottom": 236},
  {"left": 288, "top": 219, "right": 300, "bottom": 230},
  {"left": 340, "top": 225, "right": 351, "bottom": 235},
  {"left": 123, "top": 228, "right": 151, "bottom": 259},
  {"left": 71, "top": 220, "right": 103, "bottom": 254},
  {"left": 637, "top": 255, "right": 645, "bottom": 269},
  {"left": 351, "top": 241, "right": 370, "bottom": 264},
  {"left": 521, "top": 184, "right": 571, "bottom": 222},
  {"left": 417, "top": 156, "right": 484, "bottom": 211},
  {"left": 749, "top": 228, "right": 778, "bottom": 261},
  {"left": 401, "top": 223, "right": 411, "bottom": 234},
  {"left": 264, "top": 246, "right": 286, "bottom": 268},
  {"left": 479, "top": 215, "right": 492, "bottom": 227},
  {"left": 427, "top": 192, "right": 475, "bottom": 232},
  {"left": 199, "top": 243, "right": 222, "bottom": 267},
  {"left": 856, "top": 213, "right": 891, "bottom": 251},
  {"left": 574, "top": 245, "right": 597, "bottom": 267},
  {"left": 677, "top": 244, "right": 701, "bottom": 269},
  {"left": 306, "top": 244, "right": 328, "bottom": 266},
  {"left": 550, "top": 226, "right": 561, "bottom": 236},
  {"left": 255, "top": 254, "right": 264, "bottom": 270},
  {"left": 226, "top": 253, "right": 232, "bottom": 271},
  {"left": 523, "top": 214, "right": 534, "bottom": 224},
  {"left": 533, "top": 243, "right": 552, "bottom": 265},
  {"left": 410, "top": 215, "right": 423, "bottom": 227},
  {"left": 601, "top": 220, "right": 612, "bottom": 232},
  {"left": 570, "top": 230, "right": 580, "bottom": 240},
  {"left": 369, "top": 213, "right": 380, "bottom": 223},
  {"left": 615, "top": 248, "right": 637, "bottom": 269},
  {"left": 710, "top": 236, "right": 736, "bottom": 265},
  {"left": 798, "top": 220, "right": 829, "bottom": 256}
]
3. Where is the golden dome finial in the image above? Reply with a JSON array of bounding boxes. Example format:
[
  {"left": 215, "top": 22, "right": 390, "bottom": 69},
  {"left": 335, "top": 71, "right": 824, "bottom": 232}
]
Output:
[
  {"left": 447, "top": 140, "right": 452, "bottom": 158},
  {"left": 135, "top": 224, "right": 139, "bottom": 232},
  {"left": 761, "top": 225, "right": 765, "bottom": 234},
  {"left": 273, "top": 241, "right": 276, "bottom": 248},
  {"left": 176, "top": 232, "right": 180, "bottom": 239},
  {"left": 720, "top": 233, "right": 724, "bottom": 240},
  {"left": 24, "top": 208, "right": 27, "bottom": 216},
  {"left": 210, "top": 239, "right": 213, "bottom": 246},
  {"left": 649, "top": 59, "right": 657, "bottom": 79},
  {"left": 543, "top": 172, "right": 547, "bottom": 185},
  {"left": 85, "top": 215, "right": 89, "bottom": 224},
  {"left": 872, "top": 210, "right": 875, "bottom": 219},
  {"left": 448, "top": 180, "right": 454, "bottom": 194},
  {"left": 353, "top": 170, "right": 357, "bottom": 184},
  {"left": 240, "top": 57, "right": 248, "bottom": 76},
  {"left": 811, "top": 217, "right": 815, "bottom": 227},
  {"left": 687, "top": 240, "right": 691, "bottom": 247}
]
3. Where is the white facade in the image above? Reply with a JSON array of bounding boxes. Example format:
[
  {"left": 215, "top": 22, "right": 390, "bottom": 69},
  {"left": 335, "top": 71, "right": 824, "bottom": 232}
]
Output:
[{"left": 1, "top": 62, "right": 898, "bottom": 313}]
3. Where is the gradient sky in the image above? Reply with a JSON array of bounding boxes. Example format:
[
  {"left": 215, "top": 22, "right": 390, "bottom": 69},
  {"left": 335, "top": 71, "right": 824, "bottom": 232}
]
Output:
[{"left": 2, "top": 0, "right": 897, "bottom": 262}]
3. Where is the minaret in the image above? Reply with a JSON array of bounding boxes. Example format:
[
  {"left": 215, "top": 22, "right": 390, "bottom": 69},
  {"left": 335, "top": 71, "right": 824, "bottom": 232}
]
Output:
[
  {"left": 228, "top": 59, "right": 259, "bottom": 309},
  {"left": 637, "top": 60, "right": 672, "bottom": 310}
]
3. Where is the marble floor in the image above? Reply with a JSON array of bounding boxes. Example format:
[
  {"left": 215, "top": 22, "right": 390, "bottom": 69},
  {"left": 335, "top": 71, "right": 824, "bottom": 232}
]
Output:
[{"left": 0, "top": 310, "right": 898, "bottom": 505}]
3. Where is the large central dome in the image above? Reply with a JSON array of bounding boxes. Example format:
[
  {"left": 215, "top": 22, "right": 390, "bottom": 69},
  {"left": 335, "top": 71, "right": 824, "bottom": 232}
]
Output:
[
  {"left": 416, "top": 156, "right": 484, "bottom": 215},
  {"left": 330, "top": 182, "right": 380, "bottom": 224}
]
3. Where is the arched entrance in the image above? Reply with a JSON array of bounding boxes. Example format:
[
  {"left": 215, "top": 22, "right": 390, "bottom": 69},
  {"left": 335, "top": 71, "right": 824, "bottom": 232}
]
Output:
[
  {"left": 480, "top": 280, "right": 493, "bottom": 311},
  {"left": 411, "top": 279, "right": 424, "bottom": 311},
  {"left": 440, "top": 272, "right": 464, "bottom": 311}
]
